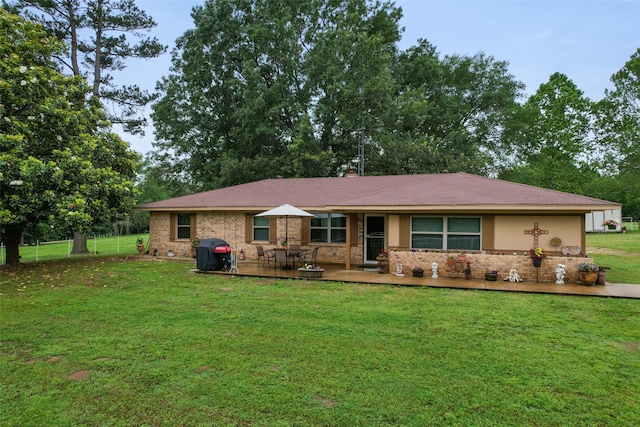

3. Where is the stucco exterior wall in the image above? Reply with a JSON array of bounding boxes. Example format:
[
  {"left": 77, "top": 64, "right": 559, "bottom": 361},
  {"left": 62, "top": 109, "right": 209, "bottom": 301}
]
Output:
[
  {"left": 493, "top": 215, "right": 584, "bottom": 254},
  {"left": 387, "top": 215, "right": 401, "bottom": 247}
]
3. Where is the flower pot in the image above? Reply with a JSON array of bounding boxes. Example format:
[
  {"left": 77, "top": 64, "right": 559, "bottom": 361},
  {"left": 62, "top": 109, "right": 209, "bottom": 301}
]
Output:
[
  {"left": 607, "top": 225, "right": 616, "bottom": 230},
  {"left": 137, "top": 244, "right": 145, "bottom": 255},
  {"left": 532, "top": 258, "right": 542, "bottom": 267},
  {"left": 376, "top": 257, "right": 389, "bottom": 274},
  {"left": 456, "top": 255, "right": 467, "bottom": 262},
  {"left": 446, "top": 259, "right": 455, "bottom": 267},
  {"left": 298, "top": 268, "right": 324, "bottom": 279},
  {"left": 579, "top": 271, "right": 598, "bottom": 285},
  {"left": 485, "top": 273, "right": 498, "bottom": 281},
  {"left": 412, "top": 271, "right": 424, "bottom": 278}
]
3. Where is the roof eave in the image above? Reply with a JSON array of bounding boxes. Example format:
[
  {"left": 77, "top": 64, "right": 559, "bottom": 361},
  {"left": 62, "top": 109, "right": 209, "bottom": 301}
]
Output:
[{"left": 136, "top": 203, "right": 621, "bottom": 213}]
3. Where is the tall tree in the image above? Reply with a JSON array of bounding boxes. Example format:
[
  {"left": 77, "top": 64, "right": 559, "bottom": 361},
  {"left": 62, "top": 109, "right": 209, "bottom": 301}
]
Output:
[
  {"left": 371, "top": 40, "right": 524, "bottom": 175},
  {"left": 6, "top": 0, "right": 164, "bottom": 253},
  {"left": 151, "top": 0, "right": 402, "bottom": 191},
  {"left": 500, "top": 72, "right": 597, "bottom": 193},
  {"left": 595, "top": 48, "right": 640, "bottom": 218},
  {"left": 0, "top": 9, "right": 139, "bottom": 266},
  {"left": 6, "top": 0, "right": 166, "bottom": 133}
]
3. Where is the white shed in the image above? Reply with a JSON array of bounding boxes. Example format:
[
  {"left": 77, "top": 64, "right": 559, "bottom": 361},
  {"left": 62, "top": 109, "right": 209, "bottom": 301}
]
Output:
[{"left": 586, "top": 209, "right": 622, "bottom": 232}]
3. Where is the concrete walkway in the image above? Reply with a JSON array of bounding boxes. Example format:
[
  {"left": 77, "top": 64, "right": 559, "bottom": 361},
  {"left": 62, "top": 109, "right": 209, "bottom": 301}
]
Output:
[{"left": 196, "top": 260, "right": 640, "bottom": 299}]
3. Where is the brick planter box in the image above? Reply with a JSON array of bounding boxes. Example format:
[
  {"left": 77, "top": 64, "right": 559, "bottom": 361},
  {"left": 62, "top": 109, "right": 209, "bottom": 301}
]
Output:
[{"left": 388, "top": 251, "right": 594, "bottom": 284}]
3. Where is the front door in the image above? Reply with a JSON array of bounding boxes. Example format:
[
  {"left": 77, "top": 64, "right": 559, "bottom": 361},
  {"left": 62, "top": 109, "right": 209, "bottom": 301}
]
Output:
[{"left": 365, "top": 215, "right": 385, "bottom": 263}]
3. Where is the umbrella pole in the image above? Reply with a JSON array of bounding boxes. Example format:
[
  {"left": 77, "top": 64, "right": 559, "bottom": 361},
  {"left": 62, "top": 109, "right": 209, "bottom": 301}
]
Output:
[{"left": 284, "top": 216, "right": 291, "bottom": 270}]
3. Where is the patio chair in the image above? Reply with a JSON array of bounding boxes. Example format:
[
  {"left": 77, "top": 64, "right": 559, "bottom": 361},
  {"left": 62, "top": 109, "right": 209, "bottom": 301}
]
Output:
[
  {"left": 273, "top": 248, "right": 289, "bottom": 270},
  {"left": 300, "top": 246, "right": 319, "bottom": 266},
  {"left": 288, "top": 244, "right": 303, "bottom": 269},
  {"left": 256, "top": 245, "right": 273, "bottom": 268}
]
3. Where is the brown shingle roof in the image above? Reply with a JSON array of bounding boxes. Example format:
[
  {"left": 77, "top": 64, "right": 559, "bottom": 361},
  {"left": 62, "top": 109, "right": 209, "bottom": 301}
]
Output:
[{"left": 136, "top": 172, "right": 619, "bottom": 212}]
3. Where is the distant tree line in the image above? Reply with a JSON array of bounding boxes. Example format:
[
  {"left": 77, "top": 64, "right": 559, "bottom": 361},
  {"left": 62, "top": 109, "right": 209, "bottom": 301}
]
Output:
[{"left": 148, "top": 0, "right": 638, "bottom": 219}]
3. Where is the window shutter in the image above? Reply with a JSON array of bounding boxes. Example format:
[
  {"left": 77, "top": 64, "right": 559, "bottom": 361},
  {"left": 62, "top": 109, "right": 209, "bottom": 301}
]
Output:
[
  {"left": 190, "top": 213, "right": 197, "bottom": 239},
  {"left": 245, "top": 213, "right": 253, "bottom": 243},
  {"left": 301, "top": 218, "right": 310, "bottom": 246},
  {"left": 169, "top": 213, "right": 176, "bottom": 242},
  {"left": 482, "top": 215, "right": 494, "bottom": 250},
  {"left": 399, "top": 214, "right": 410, "bottom": 248},
  {"left": 269, "top": 217, "right": 277, "bottom": 244}
]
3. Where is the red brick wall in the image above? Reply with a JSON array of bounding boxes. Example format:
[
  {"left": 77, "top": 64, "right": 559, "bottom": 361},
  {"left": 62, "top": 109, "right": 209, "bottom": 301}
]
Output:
[{"left": 149, "top": 211, "right": 365, "bottom": 264}]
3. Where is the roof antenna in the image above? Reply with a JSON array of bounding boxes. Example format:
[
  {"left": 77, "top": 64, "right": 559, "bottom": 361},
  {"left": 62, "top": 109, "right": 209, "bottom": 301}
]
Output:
[{"left": 357, "top": 141, "right": 364, "bottom": 176}]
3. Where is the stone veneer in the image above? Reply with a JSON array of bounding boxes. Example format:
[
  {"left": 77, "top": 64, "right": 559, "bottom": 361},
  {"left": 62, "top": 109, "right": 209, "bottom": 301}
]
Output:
[{"left": 388, "top": 251, "right": 594, "bottom": 284}]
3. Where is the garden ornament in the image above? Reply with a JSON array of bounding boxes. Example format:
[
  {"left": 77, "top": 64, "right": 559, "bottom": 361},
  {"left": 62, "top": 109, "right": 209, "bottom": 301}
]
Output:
[
  {"left": 394, "top": 262, "right": 405, "bottom": 277},
  {"left": 555, "top": 264, "right": 566, "bottom": 284},
  {"left": 504, "top": 268, "right": 522, "bottom": 282},
  {"left": 432, "top": 262, "right": 438, "bottom": 278}
]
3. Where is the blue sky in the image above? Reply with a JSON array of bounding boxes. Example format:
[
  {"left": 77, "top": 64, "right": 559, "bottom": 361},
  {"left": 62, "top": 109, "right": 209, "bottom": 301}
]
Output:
[{"left": 126, "top": 0, "right": 639, "bottom": 154}]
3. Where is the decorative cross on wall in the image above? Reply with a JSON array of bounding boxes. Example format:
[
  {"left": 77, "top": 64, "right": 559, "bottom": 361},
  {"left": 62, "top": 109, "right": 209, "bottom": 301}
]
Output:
[{"left": 525, "top": 222, "right": 549, "bottom": 247}]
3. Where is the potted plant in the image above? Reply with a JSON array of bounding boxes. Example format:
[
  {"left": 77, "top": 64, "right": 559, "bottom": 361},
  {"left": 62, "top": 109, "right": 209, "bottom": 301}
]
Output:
[
  {"left": 298, "top": 263, "right": 324, "bottom": 278},
  {"left": 412, "top": 265, "right": 424, "bottom": 278},
  {"left": 446, "top": 255, "right": 456, "bottom": 267},
  {"left": 529, "top": 247, "right": 546, "bottom": 267},
  {"left": 577, "top": 262, "right": 599, "bottom": 285},
  {"left": 376, "top": 248, "right": 389, "bottom": 274},
  {"left": 602, "top": 218, "right": 620, "bottom": 230},
  {"left": 464, "top": 261, "right": 471, "bottom": 280},
  {"left": 136, "top": 237, "right": 145, "bottom": 255},
  {"left": 190, "top": 238, "right": 201, "bottom": 258},
  {"left": 456, "top": 251, "right": 467, "bottom": 262},
  {"left": 485, "top": 270, "right": 498, "bottom": 281}
]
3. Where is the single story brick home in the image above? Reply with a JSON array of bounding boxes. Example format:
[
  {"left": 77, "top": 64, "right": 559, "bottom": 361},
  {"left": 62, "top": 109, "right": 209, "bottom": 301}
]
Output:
[{"left": 135, "top": 172, "right": 620, "bottom": 282}]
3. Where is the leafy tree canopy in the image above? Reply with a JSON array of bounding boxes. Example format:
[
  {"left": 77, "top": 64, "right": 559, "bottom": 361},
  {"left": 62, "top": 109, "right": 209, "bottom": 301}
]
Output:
[
  {"left": 4, "top": 0, "right": 167, "bottom": 134},
  {"left": 595, "top": 48, "right": 640, "bottom": 218},
  {"left": 0, "top": 8, "right": 140, "bottom": 265},
  {"left": 150, "top": 0, "right": 524, "bottom": 193},
  {"left": 499, "top": 72, "right": 597, "bottom": 193}
]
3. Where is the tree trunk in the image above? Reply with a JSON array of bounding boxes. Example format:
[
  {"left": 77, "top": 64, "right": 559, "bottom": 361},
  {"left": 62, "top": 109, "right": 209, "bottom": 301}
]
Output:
[
  {"left": 92, "top": 0, "right": 103, "bottom": 97},
  {"left": 71, "top": 232, "right": 90, "bottom": 255},
  {"left": 66, "top": 0, "right": 81, "bottom": 76},
  {"left": 4, "top": 225, "right": 23, "bottom": 267}
]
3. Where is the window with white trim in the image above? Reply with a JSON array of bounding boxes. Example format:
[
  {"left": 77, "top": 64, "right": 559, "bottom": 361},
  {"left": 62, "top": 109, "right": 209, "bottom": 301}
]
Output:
[
  {"left": 177, "top": 214, "right": 191, "bottom": 239},
  {"left": 253, "top": 216, "right": 270, "bottom": 241},
  {"left": 411, "top": 216, "right": 481, "bottom": 251},
  {"left": 310, "top": 213, "right": 346, "bottom": 243}
]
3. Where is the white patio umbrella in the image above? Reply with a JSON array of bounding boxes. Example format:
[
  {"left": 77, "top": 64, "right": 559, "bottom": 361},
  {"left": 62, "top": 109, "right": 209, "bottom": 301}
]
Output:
[{"left": 255, "top": 204, "right": 315, "bottom": 246}]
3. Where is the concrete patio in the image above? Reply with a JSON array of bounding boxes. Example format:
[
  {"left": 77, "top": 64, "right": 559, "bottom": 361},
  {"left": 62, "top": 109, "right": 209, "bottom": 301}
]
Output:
[{"left": 190, "top": 259, "right": 640, "bottom": 299}]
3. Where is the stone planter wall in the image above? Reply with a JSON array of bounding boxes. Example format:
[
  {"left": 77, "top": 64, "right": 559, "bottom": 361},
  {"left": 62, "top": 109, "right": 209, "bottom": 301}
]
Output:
[{"left": 388, "top": 251, "right": 594, "bottom": 283}]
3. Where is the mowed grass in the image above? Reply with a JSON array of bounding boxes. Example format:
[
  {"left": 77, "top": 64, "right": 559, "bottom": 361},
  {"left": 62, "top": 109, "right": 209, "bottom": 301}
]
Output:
[
  {"left": 1, "top": 258, "right": 639, "bottom": 426},
  {"left": 586, "top": 229, "right": 640, "bottom": 284}
]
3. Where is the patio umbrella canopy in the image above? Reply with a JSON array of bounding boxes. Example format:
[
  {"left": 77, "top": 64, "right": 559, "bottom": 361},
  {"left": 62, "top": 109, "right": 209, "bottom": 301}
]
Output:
[{"left": 255, "top": 204, "right": 315, "bottom": 245}]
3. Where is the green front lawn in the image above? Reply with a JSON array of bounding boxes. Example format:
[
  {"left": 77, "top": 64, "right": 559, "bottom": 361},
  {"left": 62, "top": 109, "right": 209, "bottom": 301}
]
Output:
[
  {"left": 586, "top": 230, "right": 640, "bottom": 284},
  {"left": 1, "top": 234, "right": 148, "bottom": 264},
  {"left": 1, "top": 258, "right": 639, "bottom": 426}
]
